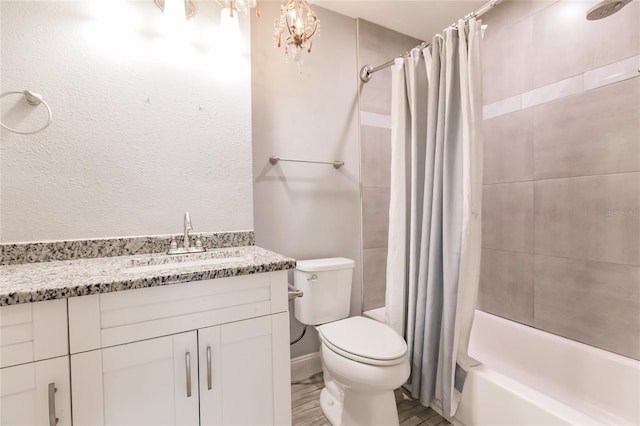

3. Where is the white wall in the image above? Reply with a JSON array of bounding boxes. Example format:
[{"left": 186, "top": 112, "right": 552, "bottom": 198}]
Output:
[
  {"left": 251, "top": 4, "right": 362, "bottom": 358},
  {"left": 0, "top": 1, "right": 253, "bottom": 242}
]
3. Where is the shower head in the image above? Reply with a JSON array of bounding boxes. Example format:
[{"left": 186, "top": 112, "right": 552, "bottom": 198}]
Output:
[{"left": 586, "top": 0, "right": 633, "bottom": 20}]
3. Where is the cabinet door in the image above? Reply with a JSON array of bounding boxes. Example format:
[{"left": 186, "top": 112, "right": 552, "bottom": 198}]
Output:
[
  {"left": 198, "top": 312, "right": 291, "bottom": 426},
  {"left": 0, "top": 356, "right": 71, "bottom": 426},
  {"left": 71, "top": 331, "right": 199, "bottom": 426}
]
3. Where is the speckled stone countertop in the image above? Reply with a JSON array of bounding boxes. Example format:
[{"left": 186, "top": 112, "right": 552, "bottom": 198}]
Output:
[
  {"left": 1, "top": 231, "right": 256, "bottom": 266},
  {"left": 0, "top": 246, "right": 295, "bottom": 306}
]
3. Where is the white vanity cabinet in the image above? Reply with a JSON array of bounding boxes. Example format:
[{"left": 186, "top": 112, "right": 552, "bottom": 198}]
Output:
[
  {"left": 0, "top": 299, "right": 71, "bottom": 426},
  {"left": 0, "top": 356, "right": 71, "bottom": 426},
  {"left": 71, "top": 331, "right": 200, "bottom": 425},
  {"left": 198, "top": 313, "right": 290, "bottom": 425},
  {"left": 68, "top": 270, "right": 291, "bottom": 426}
]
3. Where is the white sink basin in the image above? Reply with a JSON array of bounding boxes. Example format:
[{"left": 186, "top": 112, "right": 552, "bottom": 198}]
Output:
[{"left": 123, "top": 250, "right": 251, "bottom": 274}]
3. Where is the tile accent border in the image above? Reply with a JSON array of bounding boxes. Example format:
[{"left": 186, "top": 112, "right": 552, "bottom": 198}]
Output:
[
  {"left": 361, "top": 111, "right": 392, "bottom": 129},
  {"left": 522, "top": 75, "right": 583, "bottom": 109},
  {"left": 0, "top": 231, "right": 256, "bottom": 266},
  {"left": 483, "top": 55, "right": 640, "bottom": 120},
  {"left": 483, "top": 94, "right": 522, "bottom": 120},
  {"left": 584, "top": 55, "right": 640, "bottom": 91}
]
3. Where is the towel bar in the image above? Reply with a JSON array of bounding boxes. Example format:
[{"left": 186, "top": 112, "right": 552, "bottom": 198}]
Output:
[{"left": 269, "top": 156, "right": 344, "bottom": 169}]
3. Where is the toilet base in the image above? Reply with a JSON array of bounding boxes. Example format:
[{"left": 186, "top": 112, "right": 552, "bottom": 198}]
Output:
[
  {"left": 320, "top": 387, "right": 342, "bottom": 425},
  {"left": 318, "top": 340, "right": 408, "bottom": 426},
  {"left": 341, "top": 387, "right": 400, "bottom": 426},
  {"left": 319, "top": 385, "right": 400, "bottom": 426}
]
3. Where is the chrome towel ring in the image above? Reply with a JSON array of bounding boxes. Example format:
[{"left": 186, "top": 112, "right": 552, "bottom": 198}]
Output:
[{"left": 0, "top": 90, "right": 53, "bottom": 135}]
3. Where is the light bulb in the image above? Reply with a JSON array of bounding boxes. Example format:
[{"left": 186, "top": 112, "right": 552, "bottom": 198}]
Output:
[
  {"left": 162, "top": 0, "right": 186, "bottom": 33},
  {"left": 220, "top": 7, "right": 240, "bottom": 35},
  {"left": 219, "top": 7, "right": 242, "bottom": 54}
]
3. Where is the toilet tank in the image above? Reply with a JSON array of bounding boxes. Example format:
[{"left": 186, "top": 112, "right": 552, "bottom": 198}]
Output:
[{"left": 294, "top": 257, "right": 355, "bottom": 325}]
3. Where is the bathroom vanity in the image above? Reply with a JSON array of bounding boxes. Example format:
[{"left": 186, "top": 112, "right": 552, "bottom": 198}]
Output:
[{"left": 0, "top": 235, "right": 294, "bottom": 426}]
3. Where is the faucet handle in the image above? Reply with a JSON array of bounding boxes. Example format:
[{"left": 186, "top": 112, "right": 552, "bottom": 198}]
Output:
[{"left": 195, "top": 237, "right": 203, "bottom": 248}]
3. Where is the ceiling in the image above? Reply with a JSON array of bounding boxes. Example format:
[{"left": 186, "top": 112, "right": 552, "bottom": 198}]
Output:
[{"left": 316, "top": 0, "right": 487, "bottom": 41}]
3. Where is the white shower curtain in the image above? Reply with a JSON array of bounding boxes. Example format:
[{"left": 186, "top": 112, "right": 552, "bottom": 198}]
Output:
[{"left": 385, "top": 18, "right": 483, "bottom": 417}]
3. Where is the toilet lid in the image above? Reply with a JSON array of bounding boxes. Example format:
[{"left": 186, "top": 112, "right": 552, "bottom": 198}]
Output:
[
  {"left": 317, "top": 316, "right": 407, "bottom": 364},
  {"left": 296, "top": 257, "right": 355, "bottom": 272}
]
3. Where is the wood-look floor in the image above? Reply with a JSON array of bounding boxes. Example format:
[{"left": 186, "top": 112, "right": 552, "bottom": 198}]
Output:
[{"left": 292, "top": 373, "right": 451, "bottom": 426}]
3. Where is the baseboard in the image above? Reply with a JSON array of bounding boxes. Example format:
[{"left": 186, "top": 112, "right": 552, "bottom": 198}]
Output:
[{"left": 290, "top": 351, "right": 322, "bottom": 382}]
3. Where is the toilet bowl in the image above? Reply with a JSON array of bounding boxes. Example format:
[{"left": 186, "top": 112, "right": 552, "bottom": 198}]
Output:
[
  {"left": 317, "top": 316, "right": 410, "bottom": 425},
  {"left": 293, "top": 258, "right": 410, "bottom": 426}
]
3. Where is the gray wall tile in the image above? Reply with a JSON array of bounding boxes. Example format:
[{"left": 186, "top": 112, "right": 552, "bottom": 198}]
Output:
[
  {"left": 362, "top": 187, "right": 390, "bottom": 249},
  {"left": 482, "top": 181, "right": 534, "bottom": 253},
  {"left": 484, "top": 109, "right": 534, "bottom": 184},
  {"left": 533, "top": 78, "right": 640, "bottom": 180},
  {"left": 480, "top": 0, "right": 640, "bottom": 361},
  {"left": 478, "top": 249, "right": 534, "bottom": 325},
  {"left": 363, "top": 247, "right": 388, "bottom": 311},
  {"left": 361, "top": 125, "right": 392, "bottom": 188},
  {"left": 358, "top": 19, "right": 417, "bottom": 311},
  {"left": 531, "top": 1, "right": 640, "bottom": 89},
  {"left": 585, "top": 0, "right": 640, "bottom": 71},
  {"left": 358, "top": 19, "right": 420, "bottom": 115},
  {"left": 482, "top": 16, "right": 533, "bottom": 104},
  {"left": 531, "top": 1, "right": 591, "bottom": 88},
  {"left": 534, "top": 173, "right": 640, "bottom": 266},
  {"left": 534, "top": 255, "right": 640, "bottom": 359},
  {"left": 481, "top": 1, "right": 558, "bottom": 32}
]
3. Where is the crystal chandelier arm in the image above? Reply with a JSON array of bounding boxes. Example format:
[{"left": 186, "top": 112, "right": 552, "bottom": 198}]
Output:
[{"left": 274, "top": 0, "right": 320, "bottom": 62}]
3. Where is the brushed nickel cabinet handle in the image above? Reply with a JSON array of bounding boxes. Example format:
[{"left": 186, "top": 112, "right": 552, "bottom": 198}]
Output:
[
  {"left": 185, "top": 352, "right": 192, "bottom": 397},
  {"left": 206, "top": 346, "right": 212, "bottom": 390},
  {"left": 48, "top": 382, "right": 58, "bottom": 426}
]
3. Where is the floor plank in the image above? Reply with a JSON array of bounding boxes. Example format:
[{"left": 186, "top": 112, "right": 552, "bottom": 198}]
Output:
[
  {"left": 291, "top": 373, "right": 451, "bottom": 426},
  {"left": 400, "top": 415, "right": 424, "bottom": 426}
]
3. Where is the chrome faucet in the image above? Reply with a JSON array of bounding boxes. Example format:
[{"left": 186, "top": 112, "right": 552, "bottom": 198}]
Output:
[
  {"left": 168, "top": 211, "right": 206, "bottom": 255},
  {"left": 183, "top": 212, "right": 193, "bottom": 249}
]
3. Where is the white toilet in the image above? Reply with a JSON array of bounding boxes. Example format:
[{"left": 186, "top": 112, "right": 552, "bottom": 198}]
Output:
[{"left": 294, "top": 258, "right": 410, "bottom": 426}]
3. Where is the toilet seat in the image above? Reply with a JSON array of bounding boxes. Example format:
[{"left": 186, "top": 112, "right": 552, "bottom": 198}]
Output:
[{"left": 318, "top": 316, "right": 408, "bottom": 366}]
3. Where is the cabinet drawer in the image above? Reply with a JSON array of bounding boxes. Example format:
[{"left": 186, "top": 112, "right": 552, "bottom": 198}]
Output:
[
  {"left": 0, "top": 299, "right": 68, "bottom": 368},
  {"left": 69, "top": 271, "right": 288, "bottom": 353}
]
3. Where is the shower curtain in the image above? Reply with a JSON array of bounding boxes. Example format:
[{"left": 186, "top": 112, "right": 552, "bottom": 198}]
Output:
[{"left": 385, "top": 18, "right": 483, "bottom": 417}]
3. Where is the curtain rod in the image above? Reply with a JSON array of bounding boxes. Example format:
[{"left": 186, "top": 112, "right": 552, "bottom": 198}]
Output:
[{"left": 359, "top": 0, "right": 501, "bottom": 83}]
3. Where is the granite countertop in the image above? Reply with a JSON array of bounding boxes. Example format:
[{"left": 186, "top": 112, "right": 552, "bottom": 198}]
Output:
[{"left": 0, "top": 245, "right": 295, "bottom": 306}]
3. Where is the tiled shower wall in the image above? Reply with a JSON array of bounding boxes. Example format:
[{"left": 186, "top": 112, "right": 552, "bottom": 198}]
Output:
[
  {"left": 478, "top": 1, "right": 640, "bottom": 360},
  {"left": 357, "top": 20, "right": 419, "bottom": 312}
]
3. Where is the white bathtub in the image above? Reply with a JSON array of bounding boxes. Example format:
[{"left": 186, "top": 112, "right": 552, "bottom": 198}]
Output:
[
  {"left": 455, "top": 310, "right": 640, "bottom": 426},
  {"left": 364, "top": 308, "right": 640, "bottom": 425}
]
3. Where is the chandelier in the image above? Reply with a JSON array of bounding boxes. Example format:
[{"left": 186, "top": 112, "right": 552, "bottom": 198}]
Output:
[
  {"left": 154, "top": 0, "right": 262, "bottom": 23},
  {"left": 155, "top": 0, "right": 321, "bottom": 65},
  {"left": 274, "top": 0, "right": 320, "bottom": 65},
  {"left": 222, "top": 0, "right": 261, "bottom": 17}
]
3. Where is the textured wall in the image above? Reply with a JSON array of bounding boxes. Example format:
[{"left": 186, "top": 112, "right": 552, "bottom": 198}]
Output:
[
  {"left": 251, "top": 5, "right": 361, "bottom": 358},
  {"left": 357, "top": 19, "right": 420, "bottom": 312},
  {"left": 478, "top": 0, "right": 640, "bottom": 360},
  {"left": 0, "top": 1, "right": 253, "bottom": 242}
]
